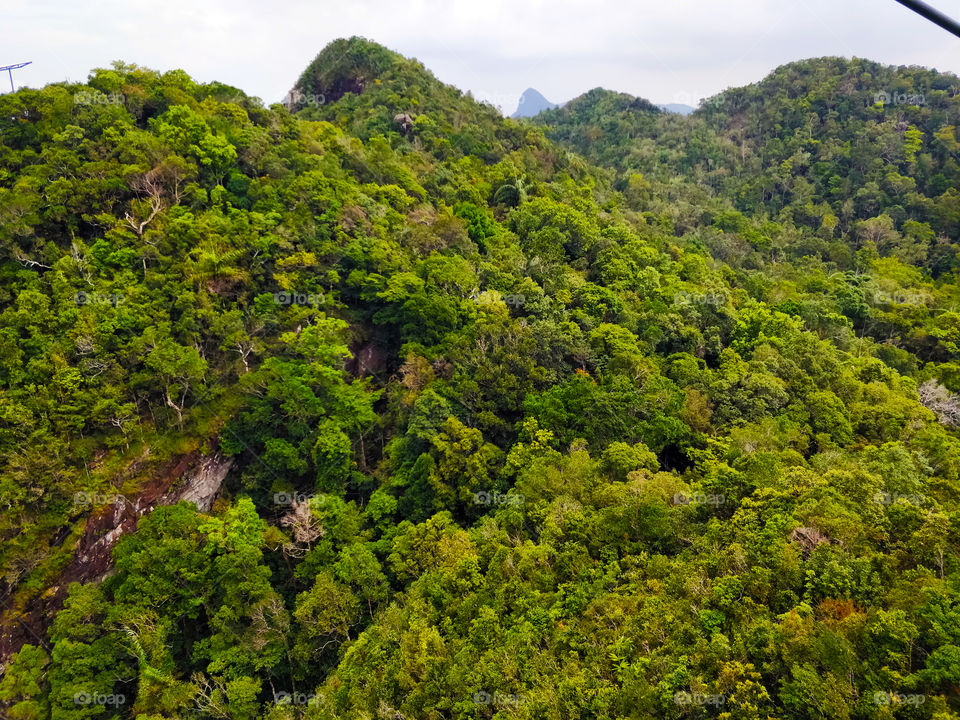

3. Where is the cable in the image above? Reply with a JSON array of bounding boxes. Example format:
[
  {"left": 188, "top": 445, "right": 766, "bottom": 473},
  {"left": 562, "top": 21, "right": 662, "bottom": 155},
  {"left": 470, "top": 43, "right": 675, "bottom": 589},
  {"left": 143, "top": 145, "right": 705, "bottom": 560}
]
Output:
[
  {"left": 893, "top": 0, "right": 960, "bottom": 39},
  {"left": 0, "top": 61, "right": 32, "bottom": 92}
]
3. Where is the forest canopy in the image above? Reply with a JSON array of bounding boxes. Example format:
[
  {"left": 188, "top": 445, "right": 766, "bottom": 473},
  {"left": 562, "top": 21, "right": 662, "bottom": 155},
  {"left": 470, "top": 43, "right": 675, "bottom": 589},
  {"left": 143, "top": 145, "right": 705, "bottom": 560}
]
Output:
[{"left": 0, "top": 36, "right": 960, "bottom": 720}]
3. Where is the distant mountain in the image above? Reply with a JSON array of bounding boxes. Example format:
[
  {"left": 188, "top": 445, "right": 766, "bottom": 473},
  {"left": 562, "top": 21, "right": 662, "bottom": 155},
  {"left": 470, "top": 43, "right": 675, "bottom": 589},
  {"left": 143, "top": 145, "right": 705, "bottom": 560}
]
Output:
[
  {"left": 657, "top": 103, "right": 695, "bottom": 115},
  {"left": 530, "top": 87, "right": 663, "bottom": 167},
  {"left": 535, "top": 57, "right": 960, "bottom": 280},
  {"left": 511, "top": 87, "right": 558, "bottom": 118}
]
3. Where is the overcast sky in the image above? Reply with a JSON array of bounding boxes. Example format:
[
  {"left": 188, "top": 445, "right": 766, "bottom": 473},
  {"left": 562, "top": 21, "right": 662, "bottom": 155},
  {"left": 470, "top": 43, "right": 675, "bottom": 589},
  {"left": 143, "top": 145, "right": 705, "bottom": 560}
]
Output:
[{"left": 3, "top": 0, "right": 959, "bottom": 113}]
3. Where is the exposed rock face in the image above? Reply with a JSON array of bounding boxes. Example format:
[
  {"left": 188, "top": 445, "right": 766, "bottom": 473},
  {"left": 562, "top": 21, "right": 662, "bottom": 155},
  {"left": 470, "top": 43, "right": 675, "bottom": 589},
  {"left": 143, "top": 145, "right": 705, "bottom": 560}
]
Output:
[
  {"left": 394, "top": 112, "right": 414, "bottom": 133},
  {"left": 0, "top": 451, "right": 233, "bottom": 664},
  {"left": 175, "top": 454, "right": 234, "bottom": 512},
  {"left": 71, "top": 453, "right": 233, "bottom": 575},
  {"left": 348, "top": 339, "right": 389, "bottom": 378}
]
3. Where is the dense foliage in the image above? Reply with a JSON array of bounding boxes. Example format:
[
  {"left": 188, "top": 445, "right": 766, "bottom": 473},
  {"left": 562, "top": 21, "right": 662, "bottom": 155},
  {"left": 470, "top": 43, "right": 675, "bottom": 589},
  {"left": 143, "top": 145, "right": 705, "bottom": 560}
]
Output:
[{"left": 1, "top": 37, "right": 960, "bottom": 720}]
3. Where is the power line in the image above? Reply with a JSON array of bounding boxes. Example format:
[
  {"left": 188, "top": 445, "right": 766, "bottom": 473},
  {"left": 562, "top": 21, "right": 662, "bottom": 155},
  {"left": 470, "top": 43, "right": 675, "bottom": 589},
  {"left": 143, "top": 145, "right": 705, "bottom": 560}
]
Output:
[
  {"left": 893, "top": 0, "right": 960, "bottom": 39},
  {"left": 0, "top": 61, "right": 32, "bottom": 92}
]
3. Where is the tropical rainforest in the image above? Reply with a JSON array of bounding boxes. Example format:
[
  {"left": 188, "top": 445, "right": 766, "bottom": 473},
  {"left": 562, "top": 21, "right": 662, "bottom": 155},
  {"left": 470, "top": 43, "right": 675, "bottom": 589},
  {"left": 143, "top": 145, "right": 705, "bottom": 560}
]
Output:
[{"left": 1, "top": 35, "right": 960, "bottom": 720}]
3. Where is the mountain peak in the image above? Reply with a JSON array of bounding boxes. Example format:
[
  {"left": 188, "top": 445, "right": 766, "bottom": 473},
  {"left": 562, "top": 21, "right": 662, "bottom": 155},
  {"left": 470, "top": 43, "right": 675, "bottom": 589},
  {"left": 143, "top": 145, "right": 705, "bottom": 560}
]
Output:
[
  {"left": 511, "top": 87, "right": 558, "bottom": 118},
  {"left": 289, "top": 36, "right": 405, "bottom": 109},
  {"left": 550, "top": 87, "right": 662, "bottom": 116}
]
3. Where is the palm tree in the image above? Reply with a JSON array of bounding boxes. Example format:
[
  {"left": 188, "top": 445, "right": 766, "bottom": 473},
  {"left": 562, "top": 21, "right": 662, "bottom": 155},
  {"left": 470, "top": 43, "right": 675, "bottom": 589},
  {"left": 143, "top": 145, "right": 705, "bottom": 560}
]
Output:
[{"left": 494, "top": 177, "right": 527, "bottom": 207}]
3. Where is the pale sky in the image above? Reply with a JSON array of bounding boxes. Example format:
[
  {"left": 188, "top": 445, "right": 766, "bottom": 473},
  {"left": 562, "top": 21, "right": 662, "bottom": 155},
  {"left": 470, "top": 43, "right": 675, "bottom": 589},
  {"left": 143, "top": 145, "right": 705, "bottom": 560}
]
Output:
[{"left": 2, "top": 0, "right": 959, "bottom": 113}]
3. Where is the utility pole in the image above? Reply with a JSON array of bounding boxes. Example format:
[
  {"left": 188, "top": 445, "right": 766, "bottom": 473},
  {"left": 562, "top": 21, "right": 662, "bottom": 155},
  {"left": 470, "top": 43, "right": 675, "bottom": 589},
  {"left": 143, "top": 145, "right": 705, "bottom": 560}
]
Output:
[
  {"left": 893, "top": 0, "right": 960, "bottom": 39},
  {"left": 0, "top": 62, "right": 32, "bottom": 92}
]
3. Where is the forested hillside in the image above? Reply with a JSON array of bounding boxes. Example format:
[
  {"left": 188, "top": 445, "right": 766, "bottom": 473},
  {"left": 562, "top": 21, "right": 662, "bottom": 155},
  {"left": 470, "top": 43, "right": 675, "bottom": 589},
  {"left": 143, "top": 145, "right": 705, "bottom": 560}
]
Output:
[
  {"left": 1, "top": 36, "right": 960, "bottom": 720},
  {"left": 537, "top": 58, "right": 960, "bottom": 277}
]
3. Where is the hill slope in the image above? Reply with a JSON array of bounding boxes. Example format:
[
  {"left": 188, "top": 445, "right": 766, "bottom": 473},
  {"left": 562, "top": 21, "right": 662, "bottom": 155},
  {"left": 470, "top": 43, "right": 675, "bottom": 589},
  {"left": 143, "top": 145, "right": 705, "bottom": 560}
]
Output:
[
  {"left": 536, "top": 58, "right": 960, "bottom": 276},
  {"left": 1, "top": 41, "right": 960, "bottom": 720}
]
